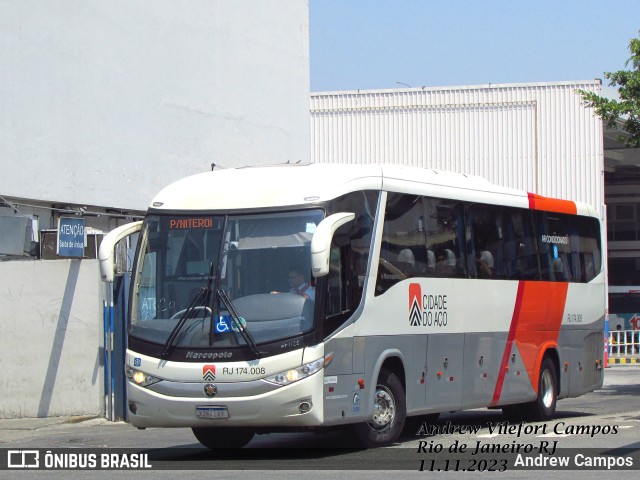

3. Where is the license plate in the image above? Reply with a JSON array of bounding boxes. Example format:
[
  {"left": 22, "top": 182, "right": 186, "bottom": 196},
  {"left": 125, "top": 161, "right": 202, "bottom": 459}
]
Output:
[{"left": 196, "top": 405, "right": 229, "bottom": 419}]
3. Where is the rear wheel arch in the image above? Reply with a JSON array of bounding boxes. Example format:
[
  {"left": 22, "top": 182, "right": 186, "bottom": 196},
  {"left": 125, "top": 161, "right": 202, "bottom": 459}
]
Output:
[
  {"left": 546, "top": 348, "right": 560, "bottom": 390},
  {"left": 502, "top": 348, "right": 560, "bottom": 422},
  {"left": 534, "top": 346, "right": 560, "bottom": 395},
  {"left": 530, "top": 355, "right": 559, "bottom": 421}
]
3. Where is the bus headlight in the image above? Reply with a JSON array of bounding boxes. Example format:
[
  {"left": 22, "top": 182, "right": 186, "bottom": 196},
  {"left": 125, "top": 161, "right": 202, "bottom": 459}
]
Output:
[
  {"left": 125, "top": 365, "right": 162, "bottom": 387},
  {"left": 264, "top": 358, "right": 324, "bottom": 386}
]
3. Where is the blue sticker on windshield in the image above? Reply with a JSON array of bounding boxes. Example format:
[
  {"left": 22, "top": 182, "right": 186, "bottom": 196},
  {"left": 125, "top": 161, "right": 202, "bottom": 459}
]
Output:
[
  {"left": 553, "top": 245, "right": 559, "bottom": 259},
  {"left": 215, "top": 315, "right": 232, "bottom": 333}
]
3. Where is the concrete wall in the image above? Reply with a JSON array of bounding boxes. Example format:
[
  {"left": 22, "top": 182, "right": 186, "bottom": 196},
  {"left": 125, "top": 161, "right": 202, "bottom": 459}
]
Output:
[
  {"left": 0, "top": 0, "right": 310, "bottom": 211},
  {"left": 0, "top": 260, "right": 103, "bottom": 418}
]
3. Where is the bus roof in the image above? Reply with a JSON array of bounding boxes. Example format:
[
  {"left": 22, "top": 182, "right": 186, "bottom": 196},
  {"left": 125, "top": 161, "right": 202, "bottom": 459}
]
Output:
[{"left": 148, "top": 163, "right": 597, "bottom": 217}]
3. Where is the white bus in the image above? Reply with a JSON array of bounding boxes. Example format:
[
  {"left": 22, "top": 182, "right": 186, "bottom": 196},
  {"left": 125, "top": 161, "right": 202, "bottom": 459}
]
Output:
[{"left": 99, "top": 163, "right": 605, "bottom": 448}]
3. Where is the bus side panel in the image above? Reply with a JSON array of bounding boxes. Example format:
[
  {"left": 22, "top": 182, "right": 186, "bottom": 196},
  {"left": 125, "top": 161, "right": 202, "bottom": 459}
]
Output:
[
  {"left": 558, "top": 324, "right": 605, "bottom": 398},
  {"left": 557, "top": 281, "right": 606, "bottom": 398},
  {"left": 322, "top": 336, "right": 368, "bottom": 426},
  {"left": 461, "top": 331, "right": 506, "bottom": 408},
  {"left": 323, "top": 335, "right": 431, "bottom": 425},
  {"left": 423, "top": 333, "right": 464, "bottom": 413},
  {"left": 492, "top": 342, "right": 537, "bottom": 406},
  {"left": 492, "top": 280, "right": 605, "bottom": 406},
  {"left": 362, "top": 335, "right": 428, "bottom": 416}
]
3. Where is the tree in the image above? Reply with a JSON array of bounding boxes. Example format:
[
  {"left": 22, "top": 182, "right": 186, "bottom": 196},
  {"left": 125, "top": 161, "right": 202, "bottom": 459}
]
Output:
[{"left": 579, "top": 35, "right": 640, "bottom": 147}]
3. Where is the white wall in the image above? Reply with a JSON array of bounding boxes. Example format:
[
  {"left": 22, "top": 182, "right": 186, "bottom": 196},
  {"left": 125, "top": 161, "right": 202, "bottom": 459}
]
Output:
[
  {"left": 311, "top": 81, "right": 604, "bottom": 210},
  {"left": 0, "top": 0, "right": 310, "bottom": 211},
  {"left": 0, "top": 260, "right": 103, "bottom": 418}
]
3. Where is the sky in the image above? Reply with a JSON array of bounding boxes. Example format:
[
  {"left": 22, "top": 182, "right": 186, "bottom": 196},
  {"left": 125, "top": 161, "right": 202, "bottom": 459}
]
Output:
[{"left": 309, "top": 0, "right": 640, "bottom": 97}]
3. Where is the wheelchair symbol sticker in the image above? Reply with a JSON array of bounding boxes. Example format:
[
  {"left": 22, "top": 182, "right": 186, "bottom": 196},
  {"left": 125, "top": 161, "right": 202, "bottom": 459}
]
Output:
[{"left": 215, "top": 315, "right": 231, "bottom": 333}]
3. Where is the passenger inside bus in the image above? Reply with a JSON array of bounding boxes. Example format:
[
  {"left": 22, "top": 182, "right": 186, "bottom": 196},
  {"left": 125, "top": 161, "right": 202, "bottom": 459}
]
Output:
[
  {"left": 551, "top": 258, "right": 569, "bottom": 282},
  {"left": 477, "top": 250, "right": 494, "bottom": 278},
  {"left": 436, "top": 249, "right": 457, "bottom": 276},
  {"left": 396, "top": 248, "right": 417, "bottom": 276},
  {"left": 427, "top": 249, "right": 436, "bottom": 274}
]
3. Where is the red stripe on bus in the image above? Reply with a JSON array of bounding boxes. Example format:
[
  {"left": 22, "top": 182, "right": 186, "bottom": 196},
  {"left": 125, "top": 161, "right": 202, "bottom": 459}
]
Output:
[
  {"left": 514, "top": 282, "right": 568, "bottom": 390},
  {"left": 491, "top": 281, "right": 569, "bottom": 406},
  {"left": 527, "top": 192, "right": 577, "bottom": 215},
  {"left": 491, "top": 280, "right": 525, "bottom": 406}
]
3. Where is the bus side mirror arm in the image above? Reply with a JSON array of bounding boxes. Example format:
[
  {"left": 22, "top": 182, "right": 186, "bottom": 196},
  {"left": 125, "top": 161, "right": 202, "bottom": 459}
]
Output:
[
  {"left": 98, "top": 221, "right": 143, "bottom": 283},
  {"left": 311, "top": 212, "right": 355, "bottom": 278}
]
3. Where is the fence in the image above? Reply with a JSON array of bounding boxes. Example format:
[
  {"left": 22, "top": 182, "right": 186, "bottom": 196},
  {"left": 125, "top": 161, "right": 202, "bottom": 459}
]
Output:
[{"left": 608, "top": 329, "right": 640, "bottom": 365}]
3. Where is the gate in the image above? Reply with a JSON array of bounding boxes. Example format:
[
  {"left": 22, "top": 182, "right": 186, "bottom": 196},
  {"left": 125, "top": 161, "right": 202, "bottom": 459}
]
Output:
[{"left": 103, "top": 235, "right": 137, "bottom": 421}]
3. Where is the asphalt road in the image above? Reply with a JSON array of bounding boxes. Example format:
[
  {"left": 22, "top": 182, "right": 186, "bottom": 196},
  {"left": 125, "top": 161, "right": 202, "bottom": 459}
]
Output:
[{"left": 2, "top": 366, "right": 639, "bottom": 479}]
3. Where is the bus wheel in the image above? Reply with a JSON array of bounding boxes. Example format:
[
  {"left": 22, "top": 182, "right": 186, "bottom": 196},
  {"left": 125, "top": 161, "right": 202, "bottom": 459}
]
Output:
[
  {"left": 501, "top": 404, "right": 525, "bottom": 422},
  {"left": 191, "top": 427, "right": 254, "bottom": 449},
  {"left": 352, "top": 369, "right": 406, "bottom": 447},
  {"left": 404, "top": 413, "right": 440, "bottom": 435},
  {"left": 528, "top": 357, "right": 558, "bottom": 421}
]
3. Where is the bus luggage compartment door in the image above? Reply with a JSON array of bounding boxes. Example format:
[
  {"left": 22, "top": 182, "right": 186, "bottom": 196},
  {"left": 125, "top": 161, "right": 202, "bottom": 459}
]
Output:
[{"left": 425, "top": 333, "right": 463, "bottom": 411}]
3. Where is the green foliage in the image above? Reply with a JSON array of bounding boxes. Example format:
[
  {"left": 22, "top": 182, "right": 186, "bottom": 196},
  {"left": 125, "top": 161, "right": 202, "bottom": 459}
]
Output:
[{"left": 579, "top": 35, "right": 640, "bottom": 148}]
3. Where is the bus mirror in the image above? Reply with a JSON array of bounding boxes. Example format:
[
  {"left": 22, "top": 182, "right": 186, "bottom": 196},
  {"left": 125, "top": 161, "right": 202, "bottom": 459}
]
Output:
[
  {"left": 311, "top": 212, "right": 355, "bottom": 278},
  {"left": 98, "top": 221, "right": 143, "bottom": 283}
]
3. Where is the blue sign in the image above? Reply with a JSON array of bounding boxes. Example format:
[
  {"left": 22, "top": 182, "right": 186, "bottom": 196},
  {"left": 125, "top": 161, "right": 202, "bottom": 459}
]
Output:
[
  {"left": 57, "top": 217, "right": 86, "bottom": 257},
  {"left": 215, "top": 315, "right": 232, "bottom": 333}
]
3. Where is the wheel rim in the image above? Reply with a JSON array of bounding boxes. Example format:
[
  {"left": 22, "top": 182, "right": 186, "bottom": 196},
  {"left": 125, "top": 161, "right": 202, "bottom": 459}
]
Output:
[
  {"left": 369, "top": 385, "right": 396, "bottom": 431},
  {"left": 541, "top": 369, "right": 555, "bottom": 409}
]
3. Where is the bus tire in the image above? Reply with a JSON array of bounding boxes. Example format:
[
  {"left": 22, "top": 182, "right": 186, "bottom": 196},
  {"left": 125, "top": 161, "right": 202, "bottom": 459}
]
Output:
[
  {"left": 528, "top": 357, "right": 558, "bottom": 421},
  {"left": 191, "top": 427, "right": 254, "bottom": 449},
  {"left": 501, "top": 404, "right": 525, "bottom": 422},
  {"left": 404, "top": 412, "right": 440, "bottom": 435},
  {"left": 352, "top": 368, "right": 406, "bottom": 447}
]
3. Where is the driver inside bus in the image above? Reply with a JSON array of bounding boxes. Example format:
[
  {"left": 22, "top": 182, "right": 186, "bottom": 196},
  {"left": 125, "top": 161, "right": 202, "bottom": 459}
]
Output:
[{"left": 287, "top": 266, "right": 315, "bottom": 301}]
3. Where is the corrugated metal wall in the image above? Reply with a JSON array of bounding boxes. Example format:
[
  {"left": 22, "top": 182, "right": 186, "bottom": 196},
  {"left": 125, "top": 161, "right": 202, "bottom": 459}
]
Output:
[{"left": 310, "top": 81, "right": 604, "bottom": 209}]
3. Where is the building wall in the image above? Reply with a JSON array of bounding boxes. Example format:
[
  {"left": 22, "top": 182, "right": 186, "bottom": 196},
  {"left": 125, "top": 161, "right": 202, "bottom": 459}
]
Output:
[
  {"left": 1, "top": 0, "right": 310, "bottom": 212},
  {"left": 0, "top": 1, "right": 311, "bottom": 417},
  {"left": 311, "top": 81, "right": 604, "bottom": 210},
  {"left": 0, "top": 260, "right": 103, "bottom": 418}
]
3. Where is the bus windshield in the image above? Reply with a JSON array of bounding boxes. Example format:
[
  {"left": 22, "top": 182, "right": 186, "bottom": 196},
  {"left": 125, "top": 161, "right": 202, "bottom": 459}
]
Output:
[{"left": 130, "top": 209, "right": 324, "bottom": 350}]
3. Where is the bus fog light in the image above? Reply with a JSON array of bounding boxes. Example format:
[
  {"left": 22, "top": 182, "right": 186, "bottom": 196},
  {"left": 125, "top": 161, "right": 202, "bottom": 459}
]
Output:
[
  {"left": 299, "top": 401, "right": 312, "bottom": 413},
  {"left": 129, "top": 402, "right": 138, "bottom": 414}
]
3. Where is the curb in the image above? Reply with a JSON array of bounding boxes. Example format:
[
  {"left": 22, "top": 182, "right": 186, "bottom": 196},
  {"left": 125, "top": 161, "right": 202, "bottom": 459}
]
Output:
[{"left": 608, "top": 357, "right": 640, "bottom": 365}]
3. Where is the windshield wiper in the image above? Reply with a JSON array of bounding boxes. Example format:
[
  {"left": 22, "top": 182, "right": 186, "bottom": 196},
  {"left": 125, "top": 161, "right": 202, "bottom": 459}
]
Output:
[
  {"left": 217, "top": 288, "right": 263, "bottom": 358},
  {"left": 159, "top": 287, "right": 210, "bottom": 358}
]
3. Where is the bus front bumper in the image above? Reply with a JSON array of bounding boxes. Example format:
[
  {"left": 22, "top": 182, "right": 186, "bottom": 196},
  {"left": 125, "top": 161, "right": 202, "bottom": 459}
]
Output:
[{"left": 126, "top": 371, "right": 324, "bottom": 429}]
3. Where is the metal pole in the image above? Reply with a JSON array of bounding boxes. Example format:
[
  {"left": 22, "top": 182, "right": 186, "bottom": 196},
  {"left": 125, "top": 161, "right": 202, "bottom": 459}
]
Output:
[
  {"left": 109, "top": 283, "right": 115, "bottom": 421},
  {"left": 103, "top": 282, "right": 114, "bottom": 420}
]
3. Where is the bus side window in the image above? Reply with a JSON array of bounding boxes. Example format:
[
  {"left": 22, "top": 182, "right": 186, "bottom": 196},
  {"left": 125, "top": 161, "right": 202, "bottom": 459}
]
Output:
[
  {"left": 538, "top": 212, "right": 573, "bottom": 282},
  {"left": 325, "top": 245, "right": 345, "bottom": 317},
  {"left": 466, "top": 204, "right": 503, "bottom": 279},
  {"left": 503, "top": 208, "right": 540, "bottom": 280},
  {"left": 569, "top": 216, "right": 602, "bottom": 283},
  {"left": 324, "top": 190, "right": 379, "bottom": 336},
  {"left": 375, "top": 193, "right": 426, "bottom": 295},
  {"left": 425, "top": 198, "right": 467, "bottom": 279}
]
